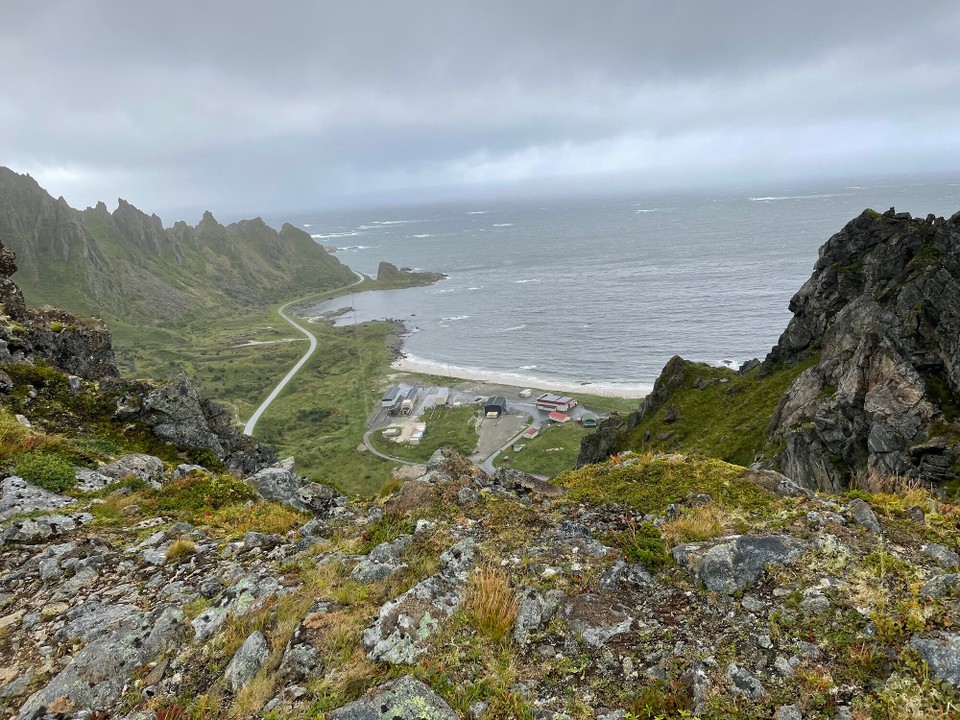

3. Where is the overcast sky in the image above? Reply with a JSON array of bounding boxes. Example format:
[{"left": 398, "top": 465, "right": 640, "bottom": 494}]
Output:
[{"left": 3, "top": 1, "right": 960, "bottom": 219}]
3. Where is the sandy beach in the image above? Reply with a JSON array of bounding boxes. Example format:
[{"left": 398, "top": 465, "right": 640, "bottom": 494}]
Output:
[{"left": 392, "top": 355, "right": 651, "bottom": 399}]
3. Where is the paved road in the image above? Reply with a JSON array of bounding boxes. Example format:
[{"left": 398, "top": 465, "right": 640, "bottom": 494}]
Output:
[
  {"left": 481, "top": 426, "right": 548, "bottom": 480},
  {"left": 243, "top": 271, "right": 365, "bottom": 437},
  {"left": 362, "top": 429, "right": 421, "bottom": 466}
]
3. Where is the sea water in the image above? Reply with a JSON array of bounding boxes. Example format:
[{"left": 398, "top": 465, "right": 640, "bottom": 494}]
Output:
[{"left": 281, "top": 177, "right": 960, "bottom": 395}]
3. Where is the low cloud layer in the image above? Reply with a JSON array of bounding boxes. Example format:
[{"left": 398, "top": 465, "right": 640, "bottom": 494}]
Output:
[{"left": 3, "top": 1, "right": 959, "bottom": 218}]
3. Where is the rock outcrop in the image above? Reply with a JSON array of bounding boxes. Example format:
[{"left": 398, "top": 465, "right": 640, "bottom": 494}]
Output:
[
  {"left": 765, "top": 208, "right": 960, "bottom": 490},
  {"left": 1, "top": 236, "right": 118, "bottom": 381},
  {"left": 1, "top": 238, "right": 274, "bottom": 474}
]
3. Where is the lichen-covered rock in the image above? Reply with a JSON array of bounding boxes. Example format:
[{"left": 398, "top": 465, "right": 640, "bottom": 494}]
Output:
[
  {"left": 924, "top": 543, "right": 960, "bottom": 570},
  {"left": 225, "top": 630, "right": 269, "bottom": 692},
  {"left": 673, "top": 535, "right": 806, "bottom": 593},
  {"left": 363, "top": 539, "right": 475, "bottom": 664},
  {"left": 0, "top": 476, "right": 73, "bottom": 520},
  {"left": 2, "top": 512, "right": 92, "bottom": 545},
  {"left": 98, "top": 453, "right": 166, "bottom": 488},
  {"left": 920, "top": 574, "right": 960, "bottom": 599},
  {"left": 513, "top": 586, "right": 547, "bottom": 645},
  {"left": 247, "top": 466, "right": 341, "bottom": 515},
  {"left": 561, "top": 593, "right": 632, "bottom": 647},
  {"left": 351, "top": 534, "right": 412, "bottom": 584},
  {"left": 328, "top": 675, "right": 459, "bottom": 720},
  {"left": 909, "top": 632, "right": 960, "bottom": 688},
  {"left": 16, "top": 606, "right": 185, "bottom": 719},
  {"left": 493, "top": 467, "right": 565, "bottom": 499},
  {"left": 848, "top": 498, "right": 881, "bottom": 534},
  {"left": 726, "top": 662, "right": 766, "bottom": 700}
]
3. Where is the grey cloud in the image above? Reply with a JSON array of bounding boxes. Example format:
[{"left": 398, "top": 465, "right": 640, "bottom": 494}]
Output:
[{"left": 2, "top": 1, "right": 959, "bottom": 216}]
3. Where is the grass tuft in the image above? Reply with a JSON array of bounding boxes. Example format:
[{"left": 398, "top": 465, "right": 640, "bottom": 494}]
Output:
[
  {"left": 166, "top": 538, "right": 197, "bottom": 561},
  {"left": 659, "top": 504, "right": 727, "bottom": 544},
  {"left": 464, "top": 565, "right": 518, "bottom": 644}
]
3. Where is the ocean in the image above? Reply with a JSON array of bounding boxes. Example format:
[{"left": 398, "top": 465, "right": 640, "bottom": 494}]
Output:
[{"left": 280, "top": 177, "right": 960, "bottom": 396}]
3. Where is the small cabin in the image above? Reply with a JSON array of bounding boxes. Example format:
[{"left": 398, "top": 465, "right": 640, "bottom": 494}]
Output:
[
  {"left": 484, "top": 396, "right": 507, "bottom": 418},
  {"left": 548, "top": 411, "right": 571, "bottom": 423},
  {"left": 581, "top": 412, "right": 599, "bottom": 428},
  {"left": 522, "top": 426, "right": 540, "bottom": 440}
]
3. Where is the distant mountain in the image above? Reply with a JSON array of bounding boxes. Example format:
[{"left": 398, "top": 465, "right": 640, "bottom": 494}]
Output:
[{"left": 0, "top": 167, "right": 356, "bottom": 323}]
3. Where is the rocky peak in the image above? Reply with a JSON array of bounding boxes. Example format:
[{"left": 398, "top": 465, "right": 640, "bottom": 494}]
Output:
[
  {"left": 111, "top": 198, "right": 169, "bottom": 259},
  {"left": 764, "top": 208, "right": 960, "bottom": 490}
]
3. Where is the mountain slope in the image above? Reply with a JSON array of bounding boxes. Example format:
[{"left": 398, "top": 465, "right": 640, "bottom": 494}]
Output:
[{"left": 0, "top": 167, "right": 356, "bottom": 323}]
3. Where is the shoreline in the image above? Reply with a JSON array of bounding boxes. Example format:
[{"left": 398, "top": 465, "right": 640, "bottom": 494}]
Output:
[
  {"left": 294, "top": 272, "right": 652, "bottom": 400},
  {"left": 391, "top": 354, "right": 651, "bottom": 399}
]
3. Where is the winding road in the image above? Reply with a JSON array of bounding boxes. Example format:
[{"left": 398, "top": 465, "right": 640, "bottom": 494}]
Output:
[
  {"left": 243, "top": 271, "right": 365, "bottom": 437},
  {"left": 361, "top": 429, "right": 421, "bottom": 466}
]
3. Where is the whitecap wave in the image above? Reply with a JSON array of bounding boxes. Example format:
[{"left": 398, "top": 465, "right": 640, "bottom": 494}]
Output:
[
  {"left": 425, "top": 288, "right": 455, "bottom": 295},
  {"left": 513, "top": 278, "right": 540, "bottom": 284},
  {"left": 492, "top": 223, "right": 514, "bottom": 227},
  {"left": 466, "top": 210, "right": 488, "bottom": 215},
  {"left": 311, "top": 231, "right": 362, "bottom": 239},
  {"left": 440, "top": 315, "right": 469, "bottom": 321},
  {"left": 748, "top": 193, "right": 853, "bottom": 201},
  {"left": 410, "top": 234, "right": 435, "bottom": 238},
  {"left": 370, "top": 219, "right": 428, "bottom": 226},
  {"left": 500, "top": 324, "right": 526, "bottom": 332}
]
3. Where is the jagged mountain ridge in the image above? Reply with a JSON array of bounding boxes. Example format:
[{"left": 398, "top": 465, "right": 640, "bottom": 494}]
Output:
[
  {"left": 580, "top": 207, "right": 960, "bottom": 492},
  {"left": 0, "top": 167, "right": 356, "bottom": 322}
]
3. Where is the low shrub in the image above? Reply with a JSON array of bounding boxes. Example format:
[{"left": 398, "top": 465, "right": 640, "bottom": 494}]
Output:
[{"left": 14, "top": 449, "right": 76, "bottom": 492}]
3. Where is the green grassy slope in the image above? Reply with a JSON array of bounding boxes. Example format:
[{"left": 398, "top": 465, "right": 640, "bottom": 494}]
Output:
[{"left": 620, "top": 357, "right": 818, "bottom": 466}]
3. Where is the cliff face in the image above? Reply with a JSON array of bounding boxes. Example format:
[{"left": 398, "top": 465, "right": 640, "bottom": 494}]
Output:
[
  {"left": 765, "top": 208, "right": 960, "bottom": 490},
  {"left": 0, "top": 237, "right": 118, "bottom": 381},
  {"left": 0, "top": 167, "right": 356, "bottom": 323}
]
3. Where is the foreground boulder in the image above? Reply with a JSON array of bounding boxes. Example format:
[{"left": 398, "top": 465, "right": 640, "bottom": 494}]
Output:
[
  {"left": 363, "top": 539, "right": 476, "bottom": 664},
  {"left": 0, "top": 476, "right": 73, "bottom": 520},
  {"left": 672, "top": 535, "right": 807, "bottom": 594},
  {"left": 328, "top": 676, "right": 459, "bottom": 720},
  {"left": 247, "top": 466, "right": 343, "bottom": 515},
  {"left": 17, "top": 607, "right": 185, "bottom": 719},
  {"left": 909, "top": 633, "right": 960, "bottom": 688}
]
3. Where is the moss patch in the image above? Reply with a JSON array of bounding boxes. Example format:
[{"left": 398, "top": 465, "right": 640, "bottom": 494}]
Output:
[
  {"left": 620, "top": 358, "right": 818, "bottom": 466},
  {"left": 557, "top": 453, "right": 773, "bottom": 517}
]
